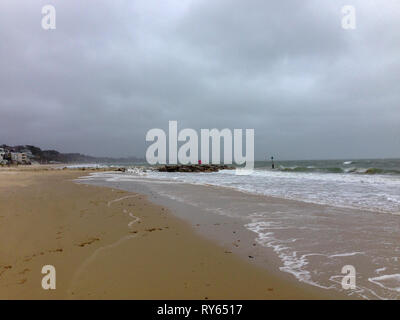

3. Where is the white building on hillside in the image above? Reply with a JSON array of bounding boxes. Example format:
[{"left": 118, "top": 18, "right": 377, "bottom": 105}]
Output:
[
  {"left": 0, "top": 148, "right": 6, "bottom": 164},
  {"left": 11, "top": 152, "right": 29, "bottom": 164}
]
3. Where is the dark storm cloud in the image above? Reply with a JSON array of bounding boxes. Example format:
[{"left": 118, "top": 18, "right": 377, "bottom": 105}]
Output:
[{"left": 0, "top": 0, "right": 399, "bottom": 159}]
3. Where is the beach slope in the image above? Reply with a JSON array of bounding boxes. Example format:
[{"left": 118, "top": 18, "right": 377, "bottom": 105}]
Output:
[{"left": 0, "top": 168, "right": 333, "bottom": 299}]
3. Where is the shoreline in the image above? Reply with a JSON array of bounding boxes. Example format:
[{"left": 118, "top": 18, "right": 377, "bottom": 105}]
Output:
[
  {"left": 77, "top": 168, "right": 400, "bottom": 299},
  {"left": 0, "top": 167, "right": 343, "bottom": 299},
  {"left": 77, "top": 170, "right": 353, "bottom": 299}
]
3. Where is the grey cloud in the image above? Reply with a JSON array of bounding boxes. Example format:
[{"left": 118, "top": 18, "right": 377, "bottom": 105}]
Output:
[{"left": 0, "top": 0, "right": 399, "bottom": 159}]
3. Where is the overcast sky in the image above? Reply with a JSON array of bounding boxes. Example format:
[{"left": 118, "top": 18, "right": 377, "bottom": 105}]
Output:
[{"left": 0, "top": 0, "right": 399, "bottom": 160}]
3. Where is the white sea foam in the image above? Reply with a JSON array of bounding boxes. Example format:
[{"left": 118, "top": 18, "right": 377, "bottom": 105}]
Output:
[
  {"left": 375, "top": 267, "right": 387, "bottom": 274},
  {"left": 65, "top": 163, "right": 109, "bottom": 169},
  {"left": 77, "top": 166, "right": 400, "bottom": 214},
  {"left": 141, "top": 168, "right": 400, "bottom": 214},
  {"left": 369, "top": 274, "right": 400, "bottom": 293},
  {"left": 328, "top": 252, "right": 365, "bottom": 258},
  {"left": 245, "top": 220, "right": 333, "bottom": 290},
  {"left": 126, "top": 167, "right": 147, "bottom": 175}
]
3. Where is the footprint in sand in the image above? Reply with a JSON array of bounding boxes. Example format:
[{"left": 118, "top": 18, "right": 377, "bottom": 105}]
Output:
[
  {"left": 24, "top": 255, "right": 35, "bottom": 262},
  {"left": 68, "top": 194, "right": 142, "bottom": 295},
  {"left": 18, "top": 268, "right": 30, "bottom": 275},
  {"left": 77, "top": 238, "right": 100, "bottom": 247},
  {"left": 0, "top": 265, "right": 12, "bottom": 276},
  {"left": 145, "top": 227, "right": 163, "bottom": 232}
]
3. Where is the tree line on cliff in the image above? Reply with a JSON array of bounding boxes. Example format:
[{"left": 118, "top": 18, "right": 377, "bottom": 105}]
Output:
[{"left": 0, "top": 144, "right": 144, "bottom": 164}]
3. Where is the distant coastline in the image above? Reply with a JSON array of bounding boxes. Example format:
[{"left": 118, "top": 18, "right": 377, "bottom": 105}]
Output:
[{"left": 0, "top": 144, "right": 144, "bottom": 165}]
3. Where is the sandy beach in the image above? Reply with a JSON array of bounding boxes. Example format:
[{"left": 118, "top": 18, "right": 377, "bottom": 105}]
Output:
[{"left": 0, "top": 167, "right": 340, "bottom": 299}]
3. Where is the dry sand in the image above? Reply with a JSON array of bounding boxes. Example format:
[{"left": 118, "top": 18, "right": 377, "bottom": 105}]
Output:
[{"left": 0, "top": 167, "right": 338, "bottom": 299}]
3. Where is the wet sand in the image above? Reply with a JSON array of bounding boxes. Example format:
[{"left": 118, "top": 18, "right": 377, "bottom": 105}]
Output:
[{"left": 0, "top": 167, "right": 340, "bottom": 299}]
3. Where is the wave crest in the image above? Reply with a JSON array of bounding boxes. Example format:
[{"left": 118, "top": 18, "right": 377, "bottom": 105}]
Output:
[{"left": 276, "top": 166, "right": 400, "bottom": 175}]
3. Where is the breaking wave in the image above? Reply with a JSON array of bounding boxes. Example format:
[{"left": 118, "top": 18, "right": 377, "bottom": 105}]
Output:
[{"left": 276, "top": 166, "right": 400, "bottom": 175}]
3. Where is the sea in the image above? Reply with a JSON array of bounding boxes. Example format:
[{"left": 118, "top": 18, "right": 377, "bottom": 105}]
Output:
[{"left": 75, "top": 158, "right": 400, "bottom": 299}]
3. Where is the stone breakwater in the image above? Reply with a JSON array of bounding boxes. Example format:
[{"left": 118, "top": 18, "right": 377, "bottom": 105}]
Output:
[{"left": 156, "top": 164, "right": 235, "bottom": 173}]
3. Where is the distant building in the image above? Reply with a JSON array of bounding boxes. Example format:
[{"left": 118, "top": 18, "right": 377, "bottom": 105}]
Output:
[
  {"left": 10, "top": 152, "right": 30, "bottom": 165},
  {"left": 22, "top": 149, "right": 33, "bottom": 158},
  {"left": 0, "top": 148, "right": 6, "bottom": 164}
]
